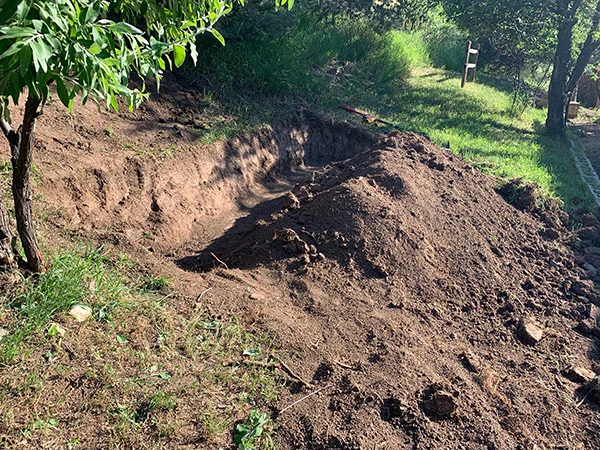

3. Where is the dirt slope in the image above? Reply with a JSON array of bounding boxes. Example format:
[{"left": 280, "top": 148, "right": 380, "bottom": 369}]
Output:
[
  {"left": 5, "top": 78, "right": 600, "bottom": 449},
  {"left": 178, "top": 133, "right": 600, "bottom": 449}
]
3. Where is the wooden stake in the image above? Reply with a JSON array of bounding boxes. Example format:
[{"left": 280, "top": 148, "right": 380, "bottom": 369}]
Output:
[{"left": 461, "top": 40, "right": 472, "bottom": 88}]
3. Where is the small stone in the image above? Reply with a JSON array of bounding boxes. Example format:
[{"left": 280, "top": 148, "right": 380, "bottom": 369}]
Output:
[
  {"left": 0, "top": 328, "right": 8, "bottom": 339},
  {"left": 295, "top": 240, "right": 310, "bottom": 255},
  {"left": 299, "top": 254, "right": 311, "bottom": 265},
  {"left": 309, "top": 245, "right": 318, "bottom": 255},
  {"left": 249, "top": 293, "right": 264, "bottom": 301},
  {"left": 519, "top": 321, "right": 544, "bottom": 346},
  {"left": 283, "top": 192, "right": 300, "bottom": 210},
  {"left": 460, "top": 351, "right": 483, "bottom": 373},
  {"left": 387, "top": 301, "right": 404, "bottom": 309},
  {"left": 69, "top": 304, "right": 92, "bottom": 322},
  {"left": 563, "top": 366, "right": 596, "bottom": 383},
  {"left": 316, "top": 253, "right": 326, "bottom": 261}
]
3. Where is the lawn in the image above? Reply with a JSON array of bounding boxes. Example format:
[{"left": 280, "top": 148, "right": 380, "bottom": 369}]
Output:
[{"left": 324, "top": 66, "right": 594, "bottom": 212}]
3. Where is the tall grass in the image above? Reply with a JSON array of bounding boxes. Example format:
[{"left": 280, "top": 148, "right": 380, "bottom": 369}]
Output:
[{"left": 191, "top": 15, "right": 418, "bottom": 99}]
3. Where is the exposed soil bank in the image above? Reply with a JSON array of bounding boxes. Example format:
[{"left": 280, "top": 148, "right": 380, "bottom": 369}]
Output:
[{"left": 4, "top": 80, "right": 600, "bottom": 449}]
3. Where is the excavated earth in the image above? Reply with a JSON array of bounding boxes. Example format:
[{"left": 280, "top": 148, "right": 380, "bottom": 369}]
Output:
[{"left": 6, "top": 77, "right": 600, "bottom": 449}]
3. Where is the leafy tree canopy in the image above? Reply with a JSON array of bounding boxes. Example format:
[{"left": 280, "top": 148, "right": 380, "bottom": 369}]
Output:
[
  {"left": 0, "top": 0, "right": 293, "bottom": 122},
  {"left": 441, "top": 0, "right": 557, "bottom": 73}
]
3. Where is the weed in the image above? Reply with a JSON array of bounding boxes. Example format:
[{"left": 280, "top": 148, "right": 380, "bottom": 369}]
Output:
[
  {"left": 234, "top": 409, "right": 272, "bottom": 450},
  {"left": 138, "top": 275, "right": 171, "bottom": 293},
  {"left": 0, "top": 247, "right": 130, "bottom": 363}
]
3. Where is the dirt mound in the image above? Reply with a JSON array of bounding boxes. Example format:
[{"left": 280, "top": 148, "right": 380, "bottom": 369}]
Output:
[
  {"left": 5, "top": 81, "right": 600, "bottom": 448},
  {"left": 180, "top": 133, "right": 600, "bottom": 449}
]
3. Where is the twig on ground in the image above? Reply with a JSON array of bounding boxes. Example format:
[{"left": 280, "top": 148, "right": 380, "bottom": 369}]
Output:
[
  {"left": 196, "top": 287, "right": 212, "bottom": 302},
  {"left": 275, "top": 357, "right": 314, "bottom": 388},
  {"left": 279, "top": 384, "right": 332, "bottom": 414},
  {"left": 211, "top": 252, "right": 229, "bottom": 270}
]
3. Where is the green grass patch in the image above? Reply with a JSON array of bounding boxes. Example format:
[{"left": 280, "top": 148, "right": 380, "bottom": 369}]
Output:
[
  {"left": 330, "top": 66, "right": 593, "bottom": 210},
  {"left": 0, "top": 249, "right": 283, "bottom": 448},
  {"left": 0, "top": 248, "right": 130, "bottom": 364}
]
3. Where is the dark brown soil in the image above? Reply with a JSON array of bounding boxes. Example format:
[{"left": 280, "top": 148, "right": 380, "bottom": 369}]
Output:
[{"left": 3, "top": 76, "right": 600, "bottom": 449}]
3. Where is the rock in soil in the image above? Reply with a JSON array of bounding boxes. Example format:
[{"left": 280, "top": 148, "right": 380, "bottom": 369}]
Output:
[
  {"left": 562, "top": 366, "right": 597, "bottom": 383},
  {"left": 518, "top": 320, "right": 544, "bottom": 346}
]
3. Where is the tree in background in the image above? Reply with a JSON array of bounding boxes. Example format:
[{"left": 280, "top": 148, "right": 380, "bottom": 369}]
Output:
[
  {"left": 0, "top": 0, "right": 293, "bottom": 272},
  {"left": 441, "top": 0, "right": 556, "bottom": 106},
  {"left": 546, "top": 0, "right": 600, "bottom": 135}
]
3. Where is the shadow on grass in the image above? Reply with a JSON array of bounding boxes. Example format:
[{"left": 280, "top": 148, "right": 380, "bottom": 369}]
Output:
[{"left": 322, "top": 69, "right": 593, "bottom": 212}]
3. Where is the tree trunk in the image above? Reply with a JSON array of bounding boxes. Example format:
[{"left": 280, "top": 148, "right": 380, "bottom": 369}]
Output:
[
  {"left": 9, "top": 95, "right": 44, "bottom": 273},
  {"left": 546, "top": 0, "right": 600, "bottom": 135},
  {"left": 0, "top": 184, "right": 15, "bottom": 267},
  {"left": 546, "top": 8, "right": 575, "bottom": 135}
]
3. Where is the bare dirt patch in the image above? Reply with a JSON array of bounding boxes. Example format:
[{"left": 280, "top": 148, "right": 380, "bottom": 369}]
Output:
[{"left": 2, "top": 77, "right": 600, "bottom": 449}]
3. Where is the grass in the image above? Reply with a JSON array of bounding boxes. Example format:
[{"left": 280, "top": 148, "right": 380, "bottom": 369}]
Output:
[
  {"left": 353, "top": 67, "right": 595, "bottom": 211},
  {"left": 0, "top": 248, "right": 283, "bottom": 449},
  {"left": 187, "top": 14, "right": 595, "bottom": 212}
]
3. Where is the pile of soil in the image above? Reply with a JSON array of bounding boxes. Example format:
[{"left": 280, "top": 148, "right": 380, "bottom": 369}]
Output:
[
  {"left": 179, "top": 133, "right": 600, "bottom": 449},
  {"left": 4, "top": 77, "right": 600, "bottom": 448}
]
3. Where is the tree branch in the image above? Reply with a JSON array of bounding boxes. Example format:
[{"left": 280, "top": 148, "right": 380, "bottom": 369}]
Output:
[
  {"left": 566, "top": 0, "right": 600, "bottom": 93},
  {"left": 0, "top": 118, "right": 17, "bottom": 148}
]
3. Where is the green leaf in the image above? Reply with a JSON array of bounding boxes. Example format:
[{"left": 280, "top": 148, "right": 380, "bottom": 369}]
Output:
[
  {"left": 189, "top": 41, "right": 198, "bottom": 65},
  {"left": 88, "top": 42, "right": 102, "bottom": 55},
  {"left": 0, "top": 41, "right": 24, "bottom": 59},
  {"left": 173, "top": 44, "right": 185, "bottom": 68},
  {"left": 85, "top": 3, "right": 100, "bottom": 23},
  {"left": 108, "top": 22, "right": 143, "bottom": 36},
  {"left": 0, "top": 26, "right": 36, "bottom": 40},
  {"left": 19, "top": 44, "right": 31, "bottom": 75},
  {"left": 200, "top": 321, "right": 219, "bottom": 330},
  {"left": 30, "top": 38, "right": 52, "bottom": 72},
  {"left": 47, "top": 324, "right": 59, "bottom": 336},
  {"left": 210, "top": 28, "right": 225, "bottom": 46},
  {"left": 159, "top": 372, "right": 171, "bottom": 380},
  {"left": 243, "top": 347, "right": 260, "bottom": 357},
  {"left": 116, "top": 334, "right": 128, "bottom": 344},
  {"left": 55, "top": 78, "right": 70, "bottom": 107}
]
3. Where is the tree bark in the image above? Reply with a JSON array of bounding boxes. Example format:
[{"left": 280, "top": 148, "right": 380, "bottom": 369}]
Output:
[
  {"left": 546, "top": 0, "right": 600, "bottom": 135},
  {"left": 0, "top": 184, "right": 15, "bottom": 267},
  {"left": 9, "top": 95, "right": 44, "bottom": 273},
  {"left": 546, "top": 3, "right": 577, "bottom": 135}
]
